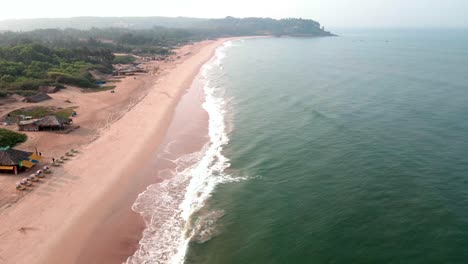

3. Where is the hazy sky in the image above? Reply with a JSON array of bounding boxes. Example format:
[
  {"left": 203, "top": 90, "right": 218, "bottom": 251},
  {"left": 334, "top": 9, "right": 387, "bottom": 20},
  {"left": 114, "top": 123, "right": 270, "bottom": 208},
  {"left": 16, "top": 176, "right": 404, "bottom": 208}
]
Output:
[{"left": 1, "top": 0, "right": 467, "bottom": 28}]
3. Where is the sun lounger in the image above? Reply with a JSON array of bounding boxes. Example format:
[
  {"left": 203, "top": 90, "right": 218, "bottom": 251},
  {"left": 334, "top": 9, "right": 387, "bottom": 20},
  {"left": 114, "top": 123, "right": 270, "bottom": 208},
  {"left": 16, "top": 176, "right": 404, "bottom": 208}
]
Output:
[
  {"left": 22, "top": 179, "right": 32, "bottom": 186},
  {"left": 28, "top": 175, "right": 38, "bottom": 182},
  {"left": 43, "top": 166, "right": 52, "bottom": 173}
]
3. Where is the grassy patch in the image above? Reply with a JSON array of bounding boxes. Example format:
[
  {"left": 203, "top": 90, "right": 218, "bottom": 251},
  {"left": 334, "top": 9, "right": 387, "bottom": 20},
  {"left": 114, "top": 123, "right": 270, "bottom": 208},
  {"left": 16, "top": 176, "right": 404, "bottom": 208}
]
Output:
[
  {"left": 10, "top": 106, "right": 53, "bottom": 118},
  {"left": 9, "top": 106, "right": 76, "bottom": 119},
  {"left": 0, "top": 128, "right": 27, "bottom": 148},
  {"left": 82, "top": 86, "right": 116, "bottom": 93},
  {"left": 54, "top": 108, "right": 76, "bottom": 119}
]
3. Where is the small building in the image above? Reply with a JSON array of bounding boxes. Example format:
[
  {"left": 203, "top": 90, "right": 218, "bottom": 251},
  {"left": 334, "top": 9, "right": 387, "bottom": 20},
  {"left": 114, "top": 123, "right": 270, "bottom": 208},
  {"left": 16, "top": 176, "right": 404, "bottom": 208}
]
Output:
[
  {"left": 35, "top": 116, "right": 71, "bottom": 130},
  {"left": 0, "top": 148, "right": 37, "bottom": 174},
  {"left": 23, "top": 93, "right": 52, "bottom": 103},
  {"left": 17, "top": 119, "right": 40, "bottom": 131},
  {"left": 113, "top": 66, "right": 148, "bottom": 76},
  {"left": 18, "top": 116, "right": 72, "bottom": 131}
]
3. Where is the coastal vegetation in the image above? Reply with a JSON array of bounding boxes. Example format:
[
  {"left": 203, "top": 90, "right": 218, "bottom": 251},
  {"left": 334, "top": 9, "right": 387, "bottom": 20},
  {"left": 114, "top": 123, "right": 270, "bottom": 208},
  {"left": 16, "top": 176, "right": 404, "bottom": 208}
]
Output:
[
  {"left": 0, "top": 128, "right": 27, "bottom": 148},
  {"left": 0, "top": 16, "right": 333, "bottom": 35},
  {"left": 112, "top": 55, "right": 136, "bottom": 64},
  {"left": 0, "top": 44, "right": 114, "bottom": 96},
  {"left": 0, "top": 17, "right": 332, "bottom": 52},
  {"left": 0, "top": 17, "right": 333, "bottom": 97}
]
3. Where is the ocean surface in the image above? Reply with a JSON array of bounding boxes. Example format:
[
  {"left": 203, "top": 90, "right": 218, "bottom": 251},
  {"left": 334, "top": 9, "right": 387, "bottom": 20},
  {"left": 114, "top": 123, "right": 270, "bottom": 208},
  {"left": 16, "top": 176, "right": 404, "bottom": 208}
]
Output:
[{"left": 130, "top": 29, "right": 468, "bottom": 263}]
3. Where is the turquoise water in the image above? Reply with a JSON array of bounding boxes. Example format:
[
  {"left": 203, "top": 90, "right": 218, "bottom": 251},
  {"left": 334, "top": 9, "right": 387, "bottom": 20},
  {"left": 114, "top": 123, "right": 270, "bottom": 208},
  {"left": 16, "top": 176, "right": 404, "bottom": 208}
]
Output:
[{"left": 186, "top": 30, "right": 468, "bottom": 263}]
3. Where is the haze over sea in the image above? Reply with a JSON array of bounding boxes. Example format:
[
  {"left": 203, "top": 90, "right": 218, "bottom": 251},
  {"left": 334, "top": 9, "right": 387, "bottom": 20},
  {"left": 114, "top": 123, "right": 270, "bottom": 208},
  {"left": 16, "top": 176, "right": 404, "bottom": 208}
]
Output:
[{"left": 178, "top": 29, "right": 468, "bottom": 264}]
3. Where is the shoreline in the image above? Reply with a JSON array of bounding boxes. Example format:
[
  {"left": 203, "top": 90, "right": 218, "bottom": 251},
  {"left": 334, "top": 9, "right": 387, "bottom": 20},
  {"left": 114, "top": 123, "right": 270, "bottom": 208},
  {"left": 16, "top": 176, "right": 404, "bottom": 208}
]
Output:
[
  {"left": 78, "top": 61, "right": 212, "bottom": 264},
  {"left": 0, "top": 38, "right": 231, "bottom": 264}
]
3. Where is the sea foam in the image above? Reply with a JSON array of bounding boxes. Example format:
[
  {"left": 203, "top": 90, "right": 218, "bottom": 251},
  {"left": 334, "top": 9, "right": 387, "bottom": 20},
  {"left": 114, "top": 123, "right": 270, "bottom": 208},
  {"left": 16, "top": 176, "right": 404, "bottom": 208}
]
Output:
[{"left": 126, "top": 41, "right": 240, "bottom": 264}]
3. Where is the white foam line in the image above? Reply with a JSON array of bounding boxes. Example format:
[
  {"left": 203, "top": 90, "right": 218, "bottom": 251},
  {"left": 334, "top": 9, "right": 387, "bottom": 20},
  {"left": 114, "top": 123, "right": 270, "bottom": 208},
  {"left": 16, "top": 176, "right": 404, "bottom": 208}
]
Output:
[{"left": 126, "top": 41, "right": 238, "bottom": 264}]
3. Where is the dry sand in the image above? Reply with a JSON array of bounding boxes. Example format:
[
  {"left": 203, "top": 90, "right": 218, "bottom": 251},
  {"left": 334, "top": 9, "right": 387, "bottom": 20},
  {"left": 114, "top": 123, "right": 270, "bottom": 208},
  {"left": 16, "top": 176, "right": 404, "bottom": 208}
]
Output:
[{"left": 0, "top": 38, "right": 228, "bottom": 264}]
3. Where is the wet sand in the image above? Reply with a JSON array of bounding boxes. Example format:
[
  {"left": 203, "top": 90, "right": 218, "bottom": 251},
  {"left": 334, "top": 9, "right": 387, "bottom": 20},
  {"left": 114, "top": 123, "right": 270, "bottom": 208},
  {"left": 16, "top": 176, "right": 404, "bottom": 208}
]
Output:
[{"left": 76, "top": 74, "right": 210, "bottom": 264}]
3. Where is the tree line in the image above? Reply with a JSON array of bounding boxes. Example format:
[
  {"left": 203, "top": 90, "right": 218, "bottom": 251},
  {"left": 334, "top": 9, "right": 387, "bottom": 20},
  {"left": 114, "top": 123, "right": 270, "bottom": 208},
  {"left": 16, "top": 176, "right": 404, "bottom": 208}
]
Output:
[
  {"left": 0, "top": 17, "right": 333, "bottom": 97},
  {"left": 0, "top": 44, "right": 114, "bottom": 96}
]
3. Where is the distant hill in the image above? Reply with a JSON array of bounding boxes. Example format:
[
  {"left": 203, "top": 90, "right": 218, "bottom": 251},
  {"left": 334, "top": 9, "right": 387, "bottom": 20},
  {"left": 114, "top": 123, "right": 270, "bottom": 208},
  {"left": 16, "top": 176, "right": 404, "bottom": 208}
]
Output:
[
  {"left": 0, "top": 17, "right": 206, "bottom": 31},
  {"left": 0, "top": 16, "right": 333, "bottom": 36}
]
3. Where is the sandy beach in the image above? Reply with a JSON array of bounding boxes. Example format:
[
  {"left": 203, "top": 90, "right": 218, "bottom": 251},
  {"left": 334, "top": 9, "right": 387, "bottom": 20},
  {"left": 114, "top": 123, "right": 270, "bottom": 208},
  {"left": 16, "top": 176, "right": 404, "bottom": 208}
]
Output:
[{"left": 0, "top": 38, "right": 228, "bottom": 264}]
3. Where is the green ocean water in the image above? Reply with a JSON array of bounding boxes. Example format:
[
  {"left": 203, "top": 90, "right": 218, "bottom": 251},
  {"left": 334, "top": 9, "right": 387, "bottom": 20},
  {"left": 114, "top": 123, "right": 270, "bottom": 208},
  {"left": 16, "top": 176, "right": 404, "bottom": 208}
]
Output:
[{"left": 186, "top": 29, "right": 468, "bottom": 264}]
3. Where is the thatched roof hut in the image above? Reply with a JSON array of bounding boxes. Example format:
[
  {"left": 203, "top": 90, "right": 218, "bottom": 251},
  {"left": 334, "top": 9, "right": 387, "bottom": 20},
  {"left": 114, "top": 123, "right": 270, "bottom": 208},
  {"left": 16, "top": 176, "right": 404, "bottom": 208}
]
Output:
[
  {"left": 0, "top": 148, "right": 33, "bottom": 174},
  {"left": 23, "top": 93, "right": 52, "bottom": 103},
  {"left": 18, "top": 119, "right": 40, "bottom": 131},
  {"left": 0, "top": 149, "right": 32, "bottom": 165},
  {"left": 18, "top": 116, "right": 71, "bottom": 131},
  {"left": 113, "top": 66, "right": 148, "bottom": 76},
  {"left": 35, "top": 116, "right": 69, "bottom": 127}
]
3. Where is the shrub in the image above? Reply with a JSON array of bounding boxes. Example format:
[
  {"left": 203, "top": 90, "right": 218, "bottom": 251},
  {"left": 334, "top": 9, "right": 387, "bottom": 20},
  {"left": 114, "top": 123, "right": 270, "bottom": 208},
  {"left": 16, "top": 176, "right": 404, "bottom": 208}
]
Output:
[
  {"left": 1, "top": 75, "right": 15, "bottom": 83},
  {"left": 7, "top": 90, "right": 39, "bottom": 97},
  {"left": 112, "top": 55, "right": 136, "bottom": 64},
  {"left": 51, "top": 83, "right": 65, "bottom": 89},
  {"left": 7, "top": 79, "right": 49, "bottom": 90},
  {"left": 0, "top": 129, "right": 27, "bottom": 148},
  {"left": 56, "top": 75, "right": 97, "bottom": 88},
  {"left": 48, "top": 72, "right": 97, "bottom": 88}
]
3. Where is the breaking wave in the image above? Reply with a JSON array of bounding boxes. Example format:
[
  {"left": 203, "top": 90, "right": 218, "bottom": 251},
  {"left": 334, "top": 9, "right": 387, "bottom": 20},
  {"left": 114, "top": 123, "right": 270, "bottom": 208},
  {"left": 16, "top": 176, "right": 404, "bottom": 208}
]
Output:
[{"left": 126, "top": 41, "right": 244, "bottom": 264}]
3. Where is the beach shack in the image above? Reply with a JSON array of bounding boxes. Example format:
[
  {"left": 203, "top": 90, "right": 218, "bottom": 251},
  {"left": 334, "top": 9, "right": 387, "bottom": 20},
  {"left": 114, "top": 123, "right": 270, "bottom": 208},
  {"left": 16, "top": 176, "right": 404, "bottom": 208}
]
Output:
[
  {"left": 35, "top": 116, "right": 70, "bottom": 131},
  {"left": 18, "top": 116, "right": 72, "bottom": 131},
  {"left": 17, "top": 119, "right": 40, "bottom": 131},
  {"left": 113, "top": 66, "right": 148, "bottom": 76},
  {"left": 0, "top": 148, "right": 42, "bottom": 174}
]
